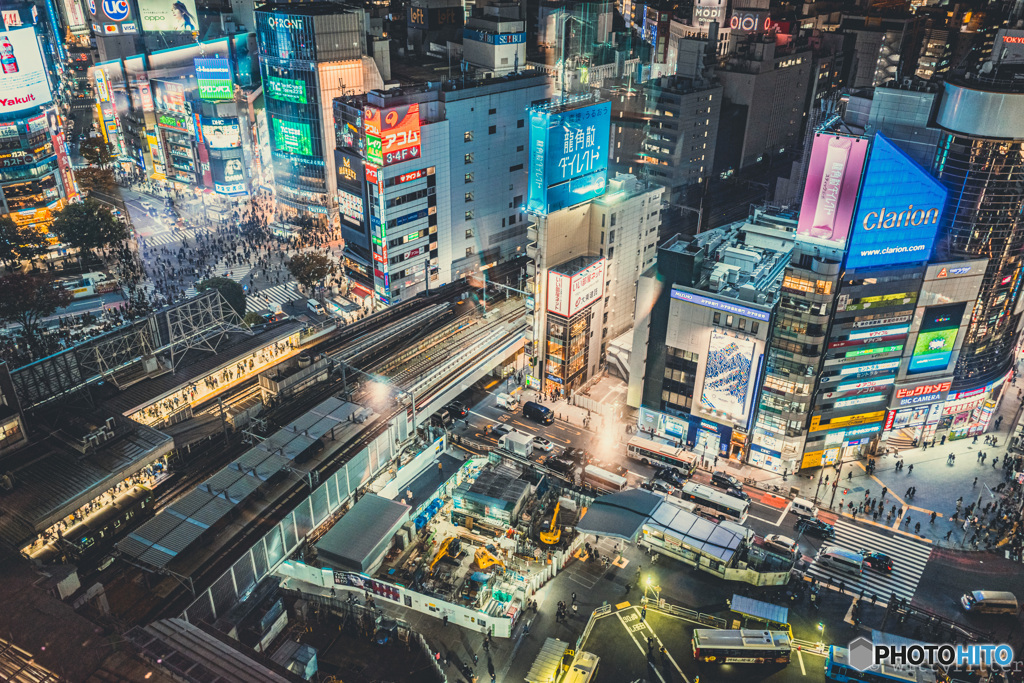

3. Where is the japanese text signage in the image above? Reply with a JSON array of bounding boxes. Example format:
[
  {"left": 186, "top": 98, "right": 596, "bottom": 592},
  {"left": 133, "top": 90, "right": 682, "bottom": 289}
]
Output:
[
  {"left": 364, "top": 104, "right": 422, "bottom": 167},
  {"left": 526, "top": 100, "right": 611, "bottom": 214},
  {"left": 547, "top": 258, "right": 606, "bottom": 317},
  {"left": 194, "top": 58, "right": 233, "bottom": 100},
  {"left": 797, "top": 133, "right": 868, "bottom": 246}
]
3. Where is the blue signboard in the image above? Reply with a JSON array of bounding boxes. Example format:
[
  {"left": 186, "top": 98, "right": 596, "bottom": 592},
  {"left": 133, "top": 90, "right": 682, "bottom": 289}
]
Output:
[
  {"left": 845, "top": 134, "right": 948, "bottom": 270},
  {"left": 670, "top": 288, "right": 772, "bottom": 322},
  {"left": 463, "top": 29, "right": 526, "bottom": 45},
  {"left": 526, "top": 100, "right": 611, "bottom": 214}
]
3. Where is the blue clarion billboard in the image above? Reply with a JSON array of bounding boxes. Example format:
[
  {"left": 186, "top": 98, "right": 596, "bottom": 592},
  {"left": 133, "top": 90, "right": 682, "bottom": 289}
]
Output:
[
  {"left": 845, "top": 133, "right": 948, "bottom": 269},
  {"left": 527, "top": 100, "right": 611, "bottom": 215}
]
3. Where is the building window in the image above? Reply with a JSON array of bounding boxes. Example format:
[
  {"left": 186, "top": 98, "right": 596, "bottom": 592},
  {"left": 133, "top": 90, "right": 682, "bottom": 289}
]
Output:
[
  {"left": 610, "top": 214, "right": 617, "bottom": 227},
  {"left": 713, "top": 312, "right": 721, "bottom": 324},
  {"left": 752, "top": 322, "right": 760, "bottom": 335},
  {"left": 608, "top": 246, "right": 614, "bottom": 259},
  {"left": 467, "top": 246, "right": 475, "bottom": 256},
  {"left": 466, "top": 192, "right": 474, "bottom": 202},
  {"left": 465, "top": 153, "right": 474, "bottom": 164},
  {"left": 465, "top": 210, "right": 474, "bottom": 220},
  {"left": 465, "top": 131, "right": 474, "bottom": 142},
  {"left": 738, "top": 319, "right": 745, "bottom": 331},
  {"left": 509, "top": 163, "right": 523, "bottom": 172},
  {"left": 517, "top": 119, "right": 524, "bottom": 128},
  {"left": 465, "top": 172, "right": 474, "bottom": 183},
  {"left": 465, "top": 228, "right": 474, "bottom": 238},
  {"left": 517, "top": 145, "right": 524, "bottom": 152},
  {"left": 509, "top": 214, "right": 517, "bottom": 224},
  {"left": 609, "top": 230, "right": 615, "bottom": 244},
  {"left": 489, "top": 108, "right": 496, "bottom": 115},
  {"left": 726, "top": 315, "right": 734, "bottom": 326},
  {"left": 489, "top": 125, "right": 497, "bottom": 135}
]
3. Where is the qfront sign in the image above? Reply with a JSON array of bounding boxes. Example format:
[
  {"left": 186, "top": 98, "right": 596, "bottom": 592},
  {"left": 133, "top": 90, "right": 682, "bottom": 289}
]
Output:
[{"left": 846, "top": 134, "right": 948, "bottom": 269}]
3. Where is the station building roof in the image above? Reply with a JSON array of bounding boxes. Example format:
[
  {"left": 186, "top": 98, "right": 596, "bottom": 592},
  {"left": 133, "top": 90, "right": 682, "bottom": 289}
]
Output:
[
  {"left": 0, "top": 419, "right": 173, "bottom": 549},
  {"left": 315, "top": 493, "right": 410, "bottom": 573},
  {"left": 573, "top": 488, "right": 662, "bottom": 540},
  {"left": 646, "top": 498, "right": 749, "bottom": 564}
]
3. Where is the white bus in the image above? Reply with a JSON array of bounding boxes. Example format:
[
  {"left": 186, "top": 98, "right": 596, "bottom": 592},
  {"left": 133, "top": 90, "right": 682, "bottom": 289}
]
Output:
[
  {"left": 679, "top": 482, "right": 749, "bottom": 522},
  {"left": 692, "top": 629, "right": 791, "bottom": 664},
  {"left": 583, "top": 465, "right": 627, "bottom": 492},
  {"left": 626, "top": 436, "right": 696, "bottom": 474}
]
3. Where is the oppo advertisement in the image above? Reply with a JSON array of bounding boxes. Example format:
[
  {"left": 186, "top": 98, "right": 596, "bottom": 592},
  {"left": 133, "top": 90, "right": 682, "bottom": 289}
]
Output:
[
  {"left": 138, "top": 0, "right": 196, "bottom": 31},
  {"left": 846, "top": 134, "right": 948, "bottom": 269},
  {"left": 0, "top": 28, "right": 53, "bottom": 115},
  {"left": 908, "top": 302, "right": 965, "bottom": 374},
  {"left": 272, "top": 118, "right": 312, "bottom": 156},
  {"left": 796, "top": 133, "right": 868, "bottom": 246},
  {"left": 700, "top": 329, "right": 758, "bottom": 425},
  {"left": 200, "top": 118, "right": 241, "bottom": 148}
]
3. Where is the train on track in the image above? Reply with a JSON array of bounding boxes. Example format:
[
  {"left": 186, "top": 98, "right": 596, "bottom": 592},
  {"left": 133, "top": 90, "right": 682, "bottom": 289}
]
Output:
[{"left": 28, "top": 485, "right": 155, "bottom": 566}]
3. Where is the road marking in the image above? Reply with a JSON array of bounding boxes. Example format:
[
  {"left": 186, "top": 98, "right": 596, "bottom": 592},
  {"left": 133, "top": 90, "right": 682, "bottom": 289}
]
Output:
[
  {"left": 615, "top": 601, "right": 631, "bottom": 610},
  {"left": 614, "top": 611, "right": 667, "bottom": 683},
  {"left": 797, "top": 648, "right": 806, "bottom": 675}
]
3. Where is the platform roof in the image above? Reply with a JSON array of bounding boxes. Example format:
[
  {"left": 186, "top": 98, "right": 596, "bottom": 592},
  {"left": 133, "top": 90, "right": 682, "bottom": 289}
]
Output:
[
  {"left": 730, "top": 595, "right": 789, "bottom": 626},
  {"left": 315, "top": 493, "right": 410, "bottom": 572},
  {"left": 118, "top": 397, "right": 366, "bottom": 570},
  {"left": 0, "top": 422, "right": 173, "bottom": 548},
  {"left": 573, "top": 488, "right": 662, "bottom": 541},
  {"left": 647, "top": 499, "right": 748, "bottom": 564}
]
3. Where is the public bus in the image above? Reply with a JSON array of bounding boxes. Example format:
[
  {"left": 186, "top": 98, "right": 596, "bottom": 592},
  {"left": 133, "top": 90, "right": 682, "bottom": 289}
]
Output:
[
  {"left": 691, "top": 629, "right": 791, "bottom": 664},
  {"left": 626, "top": 436, "right": 696, "bottom": 474},
  {"left": 679, "top": 482, "right": 749, "bottom": 523},
  {"left": 825, "top": 646, "right": 937, "bottom": 683},
  {"left": 582, "top": 465, "right": 627, "bottom": 492}
]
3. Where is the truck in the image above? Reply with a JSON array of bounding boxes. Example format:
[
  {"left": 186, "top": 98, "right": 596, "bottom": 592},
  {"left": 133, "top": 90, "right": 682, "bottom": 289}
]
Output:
[
  {"left": 496, "top": 392, "right": 519, "bottom": 411},
  {"left": 499, "top": 431, "right": 534, "bottom": 458}
]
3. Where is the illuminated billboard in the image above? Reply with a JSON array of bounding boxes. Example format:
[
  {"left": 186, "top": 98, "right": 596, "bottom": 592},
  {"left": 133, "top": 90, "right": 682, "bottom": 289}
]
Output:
[
  {"left": 0, "top": 28, "right": 53, "bottom": 115},
  {"left": 138, "top": 0, "right": 197, "bottom": 31},
  {"left": 266, "top": 75, "right": 306, "bottom": 104},
  {"left": 273, "top": 118, "right": 312, "bottom": 156},
  {"left": 200, "top": 118, "right": 240, "bottom": 148},
  {"left": 908, "top": 302, "right": 965, "bottom": 374},
  {"left": 527, "top": 100, "right": 611, "bottom": 214},
  {"left": 846, "top": 134, "right": 948, "bottom": 269},
  {"left": 62, "top": 0, "right": 88, "bottom": 33},
  {"left": 153, "top": 79, "right": 186, "bottom": 113},
  {"left": 194, "top": 58, "right": 233, "bottom": 100},
  {"left": 797, "top": 133, "right": 868, "bottom": 245},
  {"left": 365, "top": 104, "right": 422, "bottom": 167},
  {"left": 700, "top": 329, "right": 758, "bottom": 424},
  {"left": 547, "top": 257, "right": 606, "bottom": 318}
]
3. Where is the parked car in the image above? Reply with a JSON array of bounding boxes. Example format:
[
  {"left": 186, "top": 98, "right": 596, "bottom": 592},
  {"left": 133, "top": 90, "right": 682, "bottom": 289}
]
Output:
[
  {"left": 711, "top": 471, "right": 742, "bottom": 490},
  {"left": 861, "top": 550, "right": 894, "bottom": 572},
  {"left": 445, "top": 401, "right": 468, "bottom": 419},
  {"left": 642, "top": 479, "right": 675, "bottom": 495},
  {"left": 796, "top": 518, "right": 836, "bottom": 538},
  {"left": 533, "top": 437, "right": 555, "bottom": 453},
  {"left": 765, "top": 534, "right": 798, "bottom": 555}
]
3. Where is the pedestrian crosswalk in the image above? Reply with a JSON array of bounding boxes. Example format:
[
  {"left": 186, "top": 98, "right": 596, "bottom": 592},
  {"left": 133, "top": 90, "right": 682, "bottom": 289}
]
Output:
[
  {"left": 138, "top": 229, "right": 200, "bottom": 247},
  {"left": 183, "top": 264, "right": 251, "bottom": 297},
  {"left": 804, "top": 518, "right": 932, "bottom": 603},
  {"left": 251, "top": 282, "right": 302, "bottom": 308}
]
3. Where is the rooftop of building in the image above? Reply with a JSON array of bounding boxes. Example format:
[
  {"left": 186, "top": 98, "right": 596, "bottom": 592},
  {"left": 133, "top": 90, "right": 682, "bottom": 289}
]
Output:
[
  {"left": 594, "top": 173, "right": 663, "bottom": 205},
  {"left": 550, "top": 254, "right": 604, "bottom": 278},
  {"left": 0, "top": 414, "right": 173, "bottom": 549},
  {"left": 360, "top": 64, "right": 549, "bottom": 108},
  {"left": 254, "top": 1, "right": 363, "bottom": 16}
]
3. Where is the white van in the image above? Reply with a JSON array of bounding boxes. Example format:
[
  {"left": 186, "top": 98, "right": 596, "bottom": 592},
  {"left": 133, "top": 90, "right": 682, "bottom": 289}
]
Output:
[
  {"left": 307, "top": 299, "right": 325, "bottom": 316},
  {"left": 565, "top": 651, "right": 600, "bottom": 683},
  {"left": 791, "top": 498, "right": 818, "bottom": 519},
  {"left": 816, "top": 546, "right": 863, "bottom": 575},
  {"left": 496, "top": 392, "right": 519, "bottom": 411},
  {"left": 961, "top": 591, "right": 1018, "bottom": 614}
]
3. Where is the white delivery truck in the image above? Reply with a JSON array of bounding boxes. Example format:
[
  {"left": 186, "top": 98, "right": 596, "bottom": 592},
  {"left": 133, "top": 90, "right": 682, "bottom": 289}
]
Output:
[
  {"left": 496, "top": 392, "right": 519, "bottom": 411},
  {"left": 500, "top": 432, "right": 534, "bottom": 458}
]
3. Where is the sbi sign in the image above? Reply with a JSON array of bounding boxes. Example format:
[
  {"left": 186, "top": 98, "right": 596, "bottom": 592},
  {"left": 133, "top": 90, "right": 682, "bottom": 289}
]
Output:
[{"left": 845, "top": 134, "right": 948, "bottom": 270}]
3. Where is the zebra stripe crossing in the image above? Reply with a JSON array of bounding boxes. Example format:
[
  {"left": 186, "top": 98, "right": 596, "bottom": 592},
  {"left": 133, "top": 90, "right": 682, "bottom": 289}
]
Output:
[
  {"left": 138, "top": 229, "right": 201, "bottom": 247},
  {"left": 805, "top": 518, "right": 932, "bottom": 603},
  {"left": 250, "top": 282, "right": 302, "bottom": 308}
]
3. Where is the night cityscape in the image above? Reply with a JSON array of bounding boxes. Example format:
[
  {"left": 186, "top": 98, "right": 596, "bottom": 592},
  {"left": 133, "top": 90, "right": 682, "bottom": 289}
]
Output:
[{"left": 0, "top": 0, "right": 1022, "bottom": 678}]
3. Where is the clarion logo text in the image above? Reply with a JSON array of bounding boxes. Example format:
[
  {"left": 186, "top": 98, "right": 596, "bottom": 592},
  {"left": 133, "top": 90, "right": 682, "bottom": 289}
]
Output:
[{"left": 862, "top": 205, "right": 940, "bottom": 231}]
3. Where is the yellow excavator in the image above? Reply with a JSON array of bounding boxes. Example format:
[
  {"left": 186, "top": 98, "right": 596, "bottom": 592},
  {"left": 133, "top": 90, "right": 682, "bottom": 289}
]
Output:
[
  {"left": 430, "top": 536, "right": 460, "bottom": 571},
  {"left": 474, "top": 545, "right": 505, "bottom": 571},
  {"left": 540, "top": 502, "right": 562, "bottom": 545}
]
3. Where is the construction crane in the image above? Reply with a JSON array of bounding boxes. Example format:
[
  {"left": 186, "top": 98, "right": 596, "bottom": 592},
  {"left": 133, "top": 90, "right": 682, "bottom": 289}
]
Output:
[{"left": 540, "top": 502, "right": 562, "bottom": 545}]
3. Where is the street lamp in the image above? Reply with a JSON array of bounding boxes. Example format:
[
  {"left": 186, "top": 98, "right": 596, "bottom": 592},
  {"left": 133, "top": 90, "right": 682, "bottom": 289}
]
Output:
[{"left": 817, "top": 622, "right": 826, "bottom": 652}]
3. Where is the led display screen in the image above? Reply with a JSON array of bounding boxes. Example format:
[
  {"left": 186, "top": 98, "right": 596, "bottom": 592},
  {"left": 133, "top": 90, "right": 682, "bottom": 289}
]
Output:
[
  {"left": 527, "top": 100, "right": 611, "bottom": 214},
  {"left": 908, "top": 302, "right": 965, "bottom": 374},
  {"left": 846, "top": 134, "right": 948, "bottom": 269},
  {"left": 797, "top": 133, "right": 868, "bottom": 246},
  {"left": 272, "top": 118, "right": 312, "bottom": 156},
  {"left": 138, "top": 0, "right": 197, "bottom": 31},
  {"left": 200, "top": 118, "right": 240, "bottom": 148},
  {"left": 266, "top": 75, "right": 307, "bottom": 103},
  {"left": 194, "top": 58, "right": 233, "bottom": 100},
  {"left": 0, "top": 28, "right": 53, "bottom": 115},
  {"left": 700, "top": 329, "right": 758, "bottom": 424}
]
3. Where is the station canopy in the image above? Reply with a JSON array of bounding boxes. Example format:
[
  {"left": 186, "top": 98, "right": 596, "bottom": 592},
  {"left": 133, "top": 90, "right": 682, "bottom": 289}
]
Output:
[
  {"left": 573, "top": 489, "right": 662, "bottom": 541},
  {"left": 730, "top": 594, "right": 789, "bottom": 627}
]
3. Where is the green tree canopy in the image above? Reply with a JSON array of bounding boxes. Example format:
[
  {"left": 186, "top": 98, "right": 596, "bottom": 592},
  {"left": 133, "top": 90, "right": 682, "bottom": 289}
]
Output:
[
  {"left": 73, "top": 167, "right": 118, "bottom": 196},
  {"left": 0, "top": 273, "right": 73, "bottom": 352},
  {"left": 50, "top": 199, "right": 129, "bottom": 253},
  {"left": 197, "top": 277, "right": 246, "bottom": 315},
  {"left": 78, "top": 137, "right": 112, "bottom": 166},
  {"left": 287, "top": 252, "right": 336, "bottom": 291},
  {"left": 242, "top": 312, "right": 265, "bottom": 327},
  {"left": 0, "top": 216, "right": 50, "bottom": 269}
]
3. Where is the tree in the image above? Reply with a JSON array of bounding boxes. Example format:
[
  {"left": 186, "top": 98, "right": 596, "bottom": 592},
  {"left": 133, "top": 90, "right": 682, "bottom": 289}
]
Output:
[
  {"left": 242, "top": 312, "right": 265, "bottom": 327},
  {"left": 0, "top": 216, "right": 50, "bottom": 269},
  {"left": 50, "top": 199, "right": 129, "bottom": 254},
  {"left": 73, "top": 167, "right": 117, "bottom": 195},
  {"left": 0, "top": 273, "right": 73, "bottom": 351},
  {"left": 288, "top": 252, "right": 336, "bottom": 291},
  {"left": 197, "top": 277, "right": 246, "bottom": 315},
  {"left": 78, "top": 137, "right": 112, "bottom": 167}
]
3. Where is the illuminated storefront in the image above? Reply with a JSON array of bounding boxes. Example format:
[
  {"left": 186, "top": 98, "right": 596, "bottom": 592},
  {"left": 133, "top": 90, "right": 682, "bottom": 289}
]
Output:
[{"left": 543, "top": 256, "right": 606, "bottom": 398}]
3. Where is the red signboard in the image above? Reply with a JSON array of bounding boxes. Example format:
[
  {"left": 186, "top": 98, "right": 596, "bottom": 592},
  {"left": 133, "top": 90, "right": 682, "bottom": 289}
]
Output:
[
  {"left": 365, "top": 164, "right": 379, "bottom": 184},
  {"left": 884, "top": 410, "right": 896, "bottom": 431},
  {"left": 895, "top": 381, "right": 952, "bottom": 399},
  {"left": 397, "top": 168, "right": 426, "bottom": 184},
  {"left": 380, "top": 103, "right": 421, "bottom": 166}
]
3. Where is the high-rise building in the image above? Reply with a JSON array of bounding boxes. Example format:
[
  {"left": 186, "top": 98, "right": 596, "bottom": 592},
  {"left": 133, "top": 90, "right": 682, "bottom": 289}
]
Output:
[
  {"left": 932, "top": 42, "right": 1024, "bottom": 394},
  {"left": 255, "top": 2, "right": 383, "bottom": 223}
]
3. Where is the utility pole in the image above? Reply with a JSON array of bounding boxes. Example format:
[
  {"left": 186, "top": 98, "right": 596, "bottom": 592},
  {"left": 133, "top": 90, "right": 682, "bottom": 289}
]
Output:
[{"left": 217, "top": 396, "right": 229, "bottom": 442}]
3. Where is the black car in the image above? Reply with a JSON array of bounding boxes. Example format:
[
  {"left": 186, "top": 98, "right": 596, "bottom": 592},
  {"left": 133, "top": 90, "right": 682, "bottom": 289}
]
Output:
[
  {"left": 796, "top": 518, "right": 836, "bottom": 538},
  {"left": 563, "top": 447, "right": 586, "bottom": 463},
  {"left": 546, "top": 455, "right": 576, "bottom": 475},
  {"left": 862, "top": 550, "right": 894, "bottom": 572},
  {"left": 445, "top": 401, "right": 468, "bottom": 419},
  {"left": 724, "top": 486, "right": 750, "bottom": 501},
  {"left": 710, "top": 471, "right": 742, "bottom": 490},
  {"left": 641, "top": 480, "right": 674, "bottom": 494},
  {"left": 655, "top": 467, "right": 687, "bottom": 487}
]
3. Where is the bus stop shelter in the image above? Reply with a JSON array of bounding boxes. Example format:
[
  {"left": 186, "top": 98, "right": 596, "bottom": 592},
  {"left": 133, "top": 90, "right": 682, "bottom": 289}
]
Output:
[{"left": 729, "top": 594, "right": 791, "bottom": 634}]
